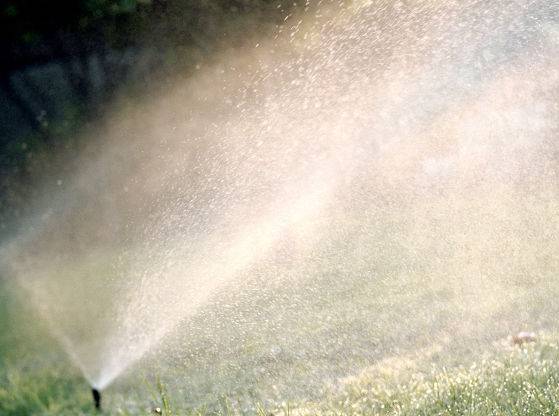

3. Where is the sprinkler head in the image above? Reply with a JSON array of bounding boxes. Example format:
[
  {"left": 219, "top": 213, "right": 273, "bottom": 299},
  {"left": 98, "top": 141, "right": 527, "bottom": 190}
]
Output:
[{"left": 92, "top": 388, "right": 101, "bottom": 411}]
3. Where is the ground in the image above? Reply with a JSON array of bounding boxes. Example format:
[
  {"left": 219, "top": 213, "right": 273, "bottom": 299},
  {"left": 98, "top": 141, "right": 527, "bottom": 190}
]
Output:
[{"left": 2, "top": 273, "right": 559, "bottom": 416}]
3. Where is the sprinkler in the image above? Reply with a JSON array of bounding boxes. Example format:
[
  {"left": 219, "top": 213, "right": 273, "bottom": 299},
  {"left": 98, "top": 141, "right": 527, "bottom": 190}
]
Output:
[{"left": 92, "top": 388, "right": 101, "bottom": 411}]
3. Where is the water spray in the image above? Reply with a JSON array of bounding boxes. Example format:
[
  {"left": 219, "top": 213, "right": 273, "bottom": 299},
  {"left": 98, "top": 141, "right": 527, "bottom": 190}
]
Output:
[
  {"left": 4, "top": 0, "right": 559, "bottom": 407},
  {"left": 92, "top": 388, "right": 101, "bottom": 411}
]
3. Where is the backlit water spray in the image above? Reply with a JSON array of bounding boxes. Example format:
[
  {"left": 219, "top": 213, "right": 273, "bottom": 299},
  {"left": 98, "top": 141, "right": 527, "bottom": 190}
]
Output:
[{"left": 1, "top": 0, "right": 559, "bottom": 409}]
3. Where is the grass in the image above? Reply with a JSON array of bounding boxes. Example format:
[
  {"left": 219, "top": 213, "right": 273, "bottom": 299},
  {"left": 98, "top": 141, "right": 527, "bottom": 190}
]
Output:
[
  {"left": 3, "top": 255, "right": 559, "bottom": 415},
  {"left": 2, "top": 269, "right": 559, "bottom": 416},
  {"left": 319, "top": 339, "right": 559, "bottom": 415},
  {"left": 0, "top": 365, "right": 92, "bottom": 415},
  {"left": 3, "top": 328, "right": 559, "bottom": 415},
  {"left": 2, "top": 218, "right": 559, "bottom": 415}
]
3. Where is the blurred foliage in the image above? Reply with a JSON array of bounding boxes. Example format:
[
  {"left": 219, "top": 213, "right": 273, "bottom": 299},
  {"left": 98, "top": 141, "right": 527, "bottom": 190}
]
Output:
[
  {"left": 1, "top": 0, "right": 298, "bottom": 71},
  {"left": 0, "top": 0, "right": 305, "bottom": 234}
]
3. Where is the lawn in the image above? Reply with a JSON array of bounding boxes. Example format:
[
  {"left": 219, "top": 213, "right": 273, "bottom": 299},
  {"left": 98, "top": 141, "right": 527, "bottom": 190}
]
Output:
[{"left": 2, "top": 254, "right": 559, "bottom": 416}]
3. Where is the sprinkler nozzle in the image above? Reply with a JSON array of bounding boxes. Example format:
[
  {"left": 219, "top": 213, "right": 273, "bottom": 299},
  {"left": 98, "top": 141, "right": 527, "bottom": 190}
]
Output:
[{"left": 92, "top": 388, "right": 101, "bottom": 411}]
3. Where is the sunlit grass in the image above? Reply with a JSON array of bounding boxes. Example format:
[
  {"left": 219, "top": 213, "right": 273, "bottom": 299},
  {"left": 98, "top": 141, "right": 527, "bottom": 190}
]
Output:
[
  {"left": 2, "top": 253, "right": 559, "bottom": 415},
  {"left": 318, "top": 338, "right": 559, "bottom": 416},
  {"left": 3, "top": 317, "right": 559, "bottom": 416}
]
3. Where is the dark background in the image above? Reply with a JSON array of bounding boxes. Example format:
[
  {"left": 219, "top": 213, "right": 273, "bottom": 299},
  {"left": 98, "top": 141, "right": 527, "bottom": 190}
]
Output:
[{"left": 0, "top": 0, "right": 302, "bottom": 232}]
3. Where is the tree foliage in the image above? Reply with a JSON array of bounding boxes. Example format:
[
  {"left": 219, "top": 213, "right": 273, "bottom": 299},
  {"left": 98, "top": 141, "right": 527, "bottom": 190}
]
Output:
[{"left": 0, "top": 0, "right": 299, "bottom": 233}]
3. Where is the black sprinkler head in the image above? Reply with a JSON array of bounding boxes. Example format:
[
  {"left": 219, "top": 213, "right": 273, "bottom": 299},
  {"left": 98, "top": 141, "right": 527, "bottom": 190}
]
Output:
[{"left": 92, "top": 388, "right": 101, "bottom": 411}]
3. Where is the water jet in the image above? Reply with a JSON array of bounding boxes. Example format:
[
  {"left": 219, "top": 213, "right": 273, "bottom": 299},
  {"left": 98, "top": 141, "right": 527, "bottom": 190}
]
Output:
[{"left": 1, "top": 0, "right": 559, "bottom": 410}]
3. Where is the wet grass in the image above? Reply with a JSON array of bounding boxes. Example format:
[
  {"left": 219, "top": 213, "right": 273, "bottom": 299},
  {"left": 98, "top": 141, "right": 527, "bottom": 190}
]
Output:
[
  {"left": 2, "top": 255, "right": 559, "bottom": 415},
  {"left": 319, "top": 338, "right": 559, "bottom": 416},
  {"left": 2, "top": 274, "right": 559, "bottom": 416},
  {"left": 3, "top": 333, "right": 559, "bottom": 415},
  {"left": 0, "top": 365, "right": 92, "bottom": 415}
]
